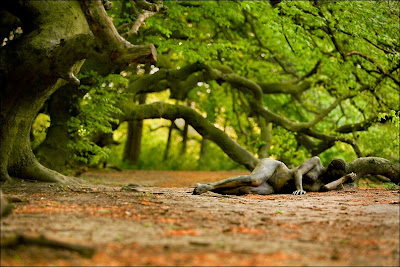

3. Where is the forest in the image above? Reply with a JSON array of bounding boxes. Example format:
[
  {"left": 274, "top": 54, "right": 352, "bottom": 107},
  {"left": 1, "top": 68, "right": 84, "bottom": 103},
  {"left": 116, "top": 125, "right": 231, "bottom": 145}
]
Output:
[{"left": 0, "top": 0, "right": 399, "bottom": 266}]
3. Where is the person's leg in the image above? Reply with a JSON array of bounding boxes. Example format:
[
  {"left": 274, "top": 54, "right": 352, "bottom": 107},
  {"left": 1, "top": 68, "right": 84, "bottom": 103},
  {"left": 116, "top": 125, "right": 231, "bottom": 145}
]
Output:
[
  {"left": 211, "top": 181, "right": 275, "bottom": 195},
  {"left": 193, "top": 174, "right": 259, "bottom": 195},
  {"left": 193, "top": 159, "right": 281, "bottom": 195}
]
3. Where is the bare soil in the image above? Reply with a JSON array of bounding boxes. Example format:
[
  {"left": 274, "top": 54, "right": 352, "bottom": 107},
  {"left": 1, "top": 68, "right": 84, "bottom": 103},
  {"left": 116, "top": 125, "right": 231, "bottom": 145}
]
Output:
[{"left": 1, "top": 169, "right": 399, "bottom": 266}]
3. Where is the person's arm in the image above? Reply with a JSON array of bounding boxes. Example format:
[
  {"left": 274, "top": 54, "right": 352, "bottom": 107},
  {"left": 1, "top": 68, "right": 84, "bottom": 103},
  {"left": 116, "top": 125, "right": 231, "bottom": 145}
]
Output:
[
  {"left": 293, "top": 171, "right": 306, "bottom": 195},
  {"left": 322, "top": 172, "right": 356, "bottom": 191},
  {"left": 293, "top": 156, "right": 324, "bottom": 195}
]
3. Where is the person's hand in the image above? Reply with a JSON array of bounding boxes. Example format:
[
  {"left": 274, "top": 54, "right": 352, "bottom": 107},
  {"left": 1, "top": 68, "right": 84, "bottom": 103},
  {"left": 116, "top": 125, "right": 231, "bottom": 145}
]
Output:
[
  {"left": 348, "top": 172, "right": 356, "bottom": 181},
  {"left": 293, "top": 189, "right": 306, "bottom": 195}
]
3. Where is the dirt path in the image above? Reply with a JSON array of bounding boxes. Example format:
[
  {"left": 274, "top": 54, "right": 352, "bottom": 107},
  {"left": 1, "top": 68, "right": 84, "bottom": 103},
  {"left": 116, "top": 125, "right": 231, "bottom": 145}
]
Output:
[{"left": 1, "top": 170, "right": 399, "bottom": 266}]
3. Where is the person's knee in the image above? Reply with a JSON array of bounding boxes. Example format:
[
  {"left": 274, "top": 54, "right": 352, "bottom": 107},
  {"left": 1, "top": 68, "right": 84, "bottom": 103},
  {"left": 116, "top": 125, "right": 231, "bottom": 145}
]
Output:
[
  {"left": 248, "top": 177, "right": 263, "bottom": 186},
  {"left": 231, "top": 175, "right": 262, "bottom": 186}
]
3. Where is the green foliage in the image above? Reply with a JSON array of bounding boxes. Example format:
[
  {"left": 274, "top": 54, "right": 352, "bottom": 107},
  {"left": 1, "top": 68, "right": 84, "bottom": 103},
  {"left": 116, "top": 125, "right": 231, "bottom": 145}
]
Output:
[
  {"left": 68, "top": 72, "right": 128, "bottom": 166},
  {"left": 268, "top": 126, "right": 312, "bottom": 167},
  {"left": 358, "top": 122, "right": 399, "bottom": 162},
  {"left": 126, "top": 1, "right": 398, "bottom": 167},
  {"left": 62, "top": 1, "right": 399, "bottom": 170},
  {"left": 383, "top": 182, "right": 399, "bottom": 191},
  {"left": 30, "top": 113, "right": 51, "bottom": 150}
]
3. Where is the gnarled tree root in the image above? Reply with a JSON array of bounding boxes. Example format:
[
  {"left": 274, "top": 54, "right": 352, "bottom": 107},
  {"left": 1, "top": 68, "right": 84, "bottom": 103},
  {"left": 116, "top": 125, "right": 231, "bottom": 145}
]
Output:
[{"left": 9, "top": 160, "right": 88, "bottom": 189}]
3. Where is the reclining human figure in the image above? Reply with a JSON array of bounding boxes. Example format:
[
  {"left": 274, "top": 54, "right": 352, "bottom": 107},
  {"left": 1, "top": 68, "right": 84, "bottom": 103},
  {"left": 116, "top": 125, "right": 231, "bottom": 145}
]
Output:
[{"left": 193, "top": 156, "right": 356, "bottom": 196}]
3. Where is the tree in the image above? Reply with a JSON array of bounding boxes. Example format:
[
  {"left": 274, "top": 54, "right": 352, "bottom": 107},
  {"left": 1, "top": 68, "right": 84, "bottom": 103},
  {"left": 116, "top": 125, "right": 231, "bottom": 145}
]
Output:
[
  {"left": 115, "top": 0, "right": 399, "bottom": 179},
  {"left": 0, "top": 1, "right": 156, "bottom": 183},
  {"left": 1, "top": 1, "right": 398, "bottom": 184}
]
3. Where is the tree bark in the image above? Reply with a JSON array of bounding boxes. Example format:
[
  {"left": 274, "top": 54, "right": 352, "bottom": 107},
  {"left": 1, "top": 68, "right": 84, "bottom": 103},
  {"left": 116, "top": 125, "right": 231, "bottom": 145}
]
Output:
[
  {"left": 349, "top": 157, "right": 400, "bottom": 185},
  {"left": 34, "top": 84, "right": 79, "bottom": 174},
  {"left": 0, "top": 1, "right": 88, "bottom": 183}
]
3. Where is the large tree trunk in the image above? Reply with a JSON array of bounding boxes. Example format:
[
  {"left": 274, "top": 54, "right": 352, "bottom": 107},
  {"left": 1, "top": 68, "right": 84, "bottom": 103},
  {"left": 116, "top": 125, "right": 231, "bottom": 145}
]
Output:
[
  {"left": 0, "top": 1, "right": 155, "bottom": 183},
  {"left": 34, "top": 84, "right": 79, "bottom": 174},
  {"left": 0, "top": 1, "right": 88, "bottom": 183}
]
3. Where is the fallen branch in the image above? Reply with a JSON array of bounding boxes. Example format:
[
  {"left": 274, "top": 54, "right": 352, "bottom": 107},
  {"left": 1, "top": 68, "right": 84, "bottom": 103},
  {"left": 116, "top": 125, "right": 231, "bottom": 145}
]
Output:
[
  {"left": 349, "top": 157, "right": 400, "bottom": 185},
  {"left": 1, "top": 233, "right": 95, "bottom": 258}
]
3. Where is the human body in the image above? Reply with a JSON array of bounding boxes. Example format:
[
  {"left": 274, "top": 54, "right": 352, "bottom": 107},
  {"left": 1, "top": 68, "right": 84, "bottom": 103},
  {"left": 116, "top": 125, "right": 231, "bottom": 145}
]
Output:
[{"left": 193, "top": 156, "right": 355, "bottom": 195}]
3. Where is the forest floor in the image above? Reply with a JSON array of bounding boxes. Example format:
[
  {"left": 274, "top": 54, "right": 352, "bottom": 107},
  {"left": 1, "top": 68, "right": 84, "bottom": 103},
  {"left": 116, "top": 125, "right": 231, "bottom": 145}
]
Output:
[{"left": 1, "top": 169, "right": 399, "bottom": 266}]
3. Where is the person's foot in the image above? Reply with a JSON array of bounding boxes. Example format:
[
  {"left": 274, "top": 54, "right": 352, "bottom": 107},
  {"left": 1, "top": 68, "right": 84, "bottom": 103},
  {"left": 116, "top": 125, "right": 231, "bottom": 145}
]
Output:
[{"left": 193, "top": 183, "right": 211, "bottom": 195}]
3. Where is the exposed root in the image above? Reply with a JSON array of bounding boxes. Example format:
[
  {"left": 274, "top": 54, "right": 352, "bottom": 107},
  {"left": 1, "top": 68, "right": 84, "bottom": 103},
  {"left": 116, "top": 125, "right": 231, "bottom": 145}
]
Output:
[
  {"left": 14, "top": 160, "right": 88, "bottom": 189},
  {"left": 0, "top": 168, "right": 11, "bottom": 182}
]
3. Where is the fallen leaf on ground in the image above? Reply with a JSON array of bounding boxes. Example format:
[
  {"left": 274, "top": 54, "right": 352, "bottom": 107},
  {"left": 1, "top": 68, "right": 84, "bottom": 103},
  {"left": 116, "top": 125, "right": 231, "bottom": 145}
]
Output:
[{"left": 164, "top": 229, "right": 199, "bottom": 236}]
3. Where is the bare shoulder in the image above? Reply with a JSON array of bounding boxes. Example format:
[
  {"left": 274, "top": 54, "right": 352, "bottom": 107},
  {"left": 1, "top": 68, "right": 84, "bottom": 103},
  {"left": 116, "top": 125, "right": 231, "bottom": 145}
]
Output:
[
  {"left": 295, "top": 156, "right": 323, "bottom": 175},
  {"left": 310, "top": 156, "right": 321, "bottom": 163}
]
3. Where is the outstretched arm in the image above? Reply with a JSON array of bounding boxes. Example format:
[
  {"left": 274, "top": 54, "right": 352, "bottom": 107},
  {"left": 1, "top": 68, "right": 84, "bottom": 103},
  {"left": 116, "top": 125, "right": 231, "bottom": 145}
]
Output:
[
  {"left": 293, "top": 156, "right": 324, "bottom": 195},
  {"left": 322, "top": 172, "right": 356, "bottom": 191}
]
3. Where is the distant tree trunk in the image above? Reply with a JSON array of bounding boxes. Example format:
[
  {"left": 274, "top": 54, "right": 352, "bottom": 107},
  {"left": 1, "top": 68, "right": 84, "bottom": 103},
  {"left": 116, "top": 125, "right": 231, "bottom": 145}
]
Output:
[
  {"left": 122, "top": 102, "right": 260, "bottom": 171},
  {"left": 180, "top": 121, "right": 189, "bottom": 156},
  {"left": 197, "top": 138, "right": 208, "bottom": 168},
  {"left": 123, "top": 94, "right": 147, "bottom": 165},
  {"left": 258, "top": 118, "right": 272, "bottom": 158},
  {"left": 180, "top": 100, "right": 193, "bottom": 156},
  {"left": 199, "top": 138, "right": 208, "bottom": 159},
  {"left": 163, "top": 120, "right": 175, "bottom": 161}
]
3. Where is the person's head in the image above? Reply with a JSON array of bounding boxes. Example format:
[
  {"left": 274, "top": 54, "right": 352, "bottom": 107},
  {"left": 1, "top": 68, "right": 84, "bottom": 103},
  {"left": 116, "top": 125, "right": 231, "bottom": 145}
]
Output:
[{"left": 321, "top": 158, "right": 349, "bottom": 183}]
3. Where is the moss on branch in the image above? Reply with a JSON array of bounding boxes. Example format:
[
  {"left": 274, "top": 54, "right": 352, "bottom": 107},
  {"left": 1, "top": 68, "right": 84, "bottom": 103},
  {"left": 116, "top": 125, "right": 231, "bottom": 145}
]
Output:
[{"left": 349, "top": 157, "right": 400, "bottom": 184}]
